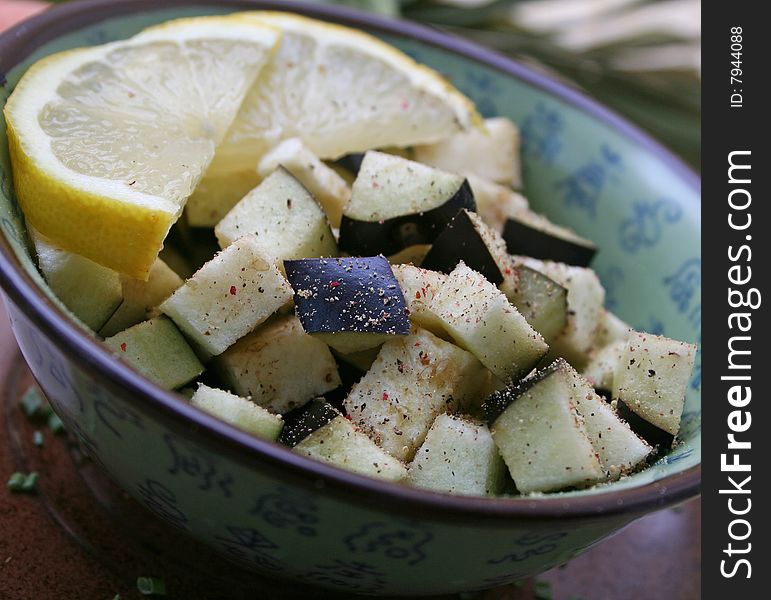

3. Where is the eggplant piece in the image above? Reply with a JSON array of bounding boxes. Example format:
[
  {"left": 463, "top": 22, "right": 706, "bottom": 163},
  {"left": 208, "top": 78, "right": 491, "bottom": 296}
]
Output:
[
  {"left": 343, "top": 326, "right": 488, "bottom": 462},
  {"left": 466, "top": 174, "right": 529, "bottom": 233},
  {"left": 284, "top": 399, "right": 408, "bottom": 482},
  {"left": 581, "top": 339, "right": 626, "bottom": 395},
  {"left": 257, "top": 139, "right": 351, "bottom": 228},
  {"left": 483, "top": 360, "right": 604, "bottom": 494},
  {"left": 500, "top": 264, "right": 568, "bottom": 343},
  {"left": 191, "top": 384, "right": 284, "bottom": 441},
  {"left": 214, "top": 167, "right": 337, "bottom": 265},
  {"left": 421, "top": 209, "right": 508, "bottom": 284},
  {"left": 390, "top": 263, "right": 447, "bottom": 336},
  {"left": 503, "top": 210, "right": 597, "bottom": 267},
  {"left": 594, "top": 309, "right": 632, "bottom": 347},
  {"left": 214, "top": 314, "right": 341, "bottom": 414},
  {"left": 612, "top": 331, "right": 697, "bottom": 447},
  {"left": 517, "top": 256, "right": 605, "bottom": 369},
  {"left": 338, "top": 151, "right": 475, "bottom": 256},
  {"left": 284, "top": 255, "right": 410, "bottom": 353},
  {"left": 160, "top": 235, "right": 294, "bottom": 357},
  {"left": 408, "top": 414, "right": 507, "bottom": 496},
  {"left": 334, "top": 147, "right": 414, "bottom": 177},
  {"left": 564, "top": 367, "right": 652, "bottom": 479},
  {"left": 100, "top": 258, "right": 183, "bottom": 338},
  {"left": 103, "top": 316, "right": 204, "bottom": 391},
  {"left": 279, "top": 398, "right": 340, "bottom": 447},
  {"left": 335, "top": 152, "right": 366, "bottom": 176},
  {"left": 413, "top": 117, "right": 522, "bottom": 189},
  {"left": 429, "top": 262, "right": 548, "bottom": 382},
  {"left": 616, "top": 400, "right": 675, "bottom": 450},
  {"left": 31, "top": 227, "right": 123, "bottom": 332}
]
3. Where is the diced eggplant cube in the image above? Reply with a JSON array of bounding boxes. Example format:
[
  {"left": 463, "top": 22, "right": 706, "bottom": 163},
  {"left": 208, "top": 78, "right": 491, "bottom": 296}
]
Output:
[
  {"left": 104, "top": 316, "right": 204, "bottom": 390},
  {"left": 484, "top": 361, "right": 604, "bottom": 493},
  {"left": 215, "top": 314, "right": 341, "bottom": 414},
  {"left": 414, "top": 117, "right": 522, "bottom": 188},
  {"left": 503, "top": 210, "right": 597, "bottom": 267},
  {"left": 408, "top": 414, "right": 506, "bottom": 496},
  {"left": 517, "top": 256, "right": 605, "bottom": 368},
  {"left": 391, "top": 263, "right": 447, "bottom": 336},
  {"left": 284, "top": 256, "right": 410, "bottom": 353},
  {"left": 100, "top": 258, "right": 183, "bottom": 337},
  {"left": 429, "top": 262, "right": 548, "bottom": 382},
  {"left": 500, "top": 264, "right": 568, "bottom": 343},
  {"left": 185, "top": 168, "right": 261, "bottom": 227},
  {"left": 191, "top": 384, "right": 283, "bottom": 441},
  {"left": 421, "top": 209, "right": 511, "bottom": 284},
  {"left": 279, "top": 397, "right": 339, "bottom": 447},
  {"left": 344, "top": 327, "right": 488, "bottom": 461},
  {"left": 338, "top": 151, "right": 475, "bottom": 256},
  {"left": 160, "top": 235, "right": 293, "bottom": 357},
  {"left": 594, "top": 310, "right": 631, "bottom": 347},
  {"left": 214, "top": 167, "right": 337, "bottom": 264},
  {"left": 294, "top": 414, "right": 408, "bottom": 482},
  {"left": 257, "top": 138, "right": 351, "bottom": 228},
  {"left": 466, "top": 174, "right": 529, "bottom": 232},
  {"left": 615, "top": 400, "right": 675, "bottom": 449},
  {"left": 332, "top": 346, "right": 381, "bottom": 373},
  {"left": 32, "top": 228, "right": 122, "bottom": 331},
  {"left": 564, "top": 364, "right": 651, "bottom": 478},
  {"left": 581, "top": 340, "right": 627, "bottom": 393},
  {"left": 387, "top": 244, "right": 432, "bottom": 266},
  {"left": 612, "top": 331, "right": 697, "bottom": 441}
]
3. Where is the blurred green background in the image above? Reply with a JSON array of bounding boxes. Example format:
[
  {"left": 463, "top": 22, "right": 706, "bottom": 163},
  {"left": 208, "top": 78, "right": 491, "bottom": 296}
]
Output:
[{"left": 33, "top": 0, "right": 701, "bottom": 168}]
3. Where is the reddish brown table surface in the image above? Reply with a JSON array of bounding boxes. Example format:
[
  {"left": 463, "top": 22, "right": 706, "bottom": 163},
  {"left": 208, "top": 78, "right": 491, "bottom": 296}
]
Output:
[{"left": 0, "top": 304, "right": 700, "bottom": 599}]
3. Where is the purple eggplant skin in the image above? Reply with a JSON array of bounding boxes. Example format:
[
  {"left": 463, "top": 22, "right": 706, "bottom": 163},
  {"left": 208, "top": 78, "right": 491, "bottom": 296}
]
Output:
[
  {"left": 279, "top": 398, "right": 339, "bottom": 447},
  {"left": 421, "top": 208, "right": 503, "bottom": 284},
  {"left": 616, "top": 399, "right": 675, "bottom": 450},
  {"left": 338, "top": 180, "right": 475, "bottom": 256},
  {"left": 284, "top": 256, "right": 410, "bottom": 336},
  {"left": 335, "top": 153, "right": 366, "bottom": 176},
  {"left": 482, "top": 360, "right": 563, "bottom": 425},
  {"left": 502, "top": 218, "right": 597, "bottom": 267}
]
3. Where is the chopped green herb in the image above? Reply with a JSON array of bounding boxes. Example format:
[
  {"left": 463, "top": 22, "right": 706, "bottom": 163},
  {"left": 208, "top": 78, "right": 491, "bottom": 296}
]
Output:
[
  {"left": 33, "top": 431, "right": 44, "bottom": 447},
  {"left": 48, "top": 412, "right": 65, "bottom": 435},
  {"left": 7, "top": 471, "right": 38, "bottom": 493},
  {"left": 534, "top": 580, "right": 553, "bottom": 600},
  {"left": 137, "top": 577, "right": 166, "bottom": 596},
  {"left": 20, "top": 387, "right": 43, "bottom": 418}
]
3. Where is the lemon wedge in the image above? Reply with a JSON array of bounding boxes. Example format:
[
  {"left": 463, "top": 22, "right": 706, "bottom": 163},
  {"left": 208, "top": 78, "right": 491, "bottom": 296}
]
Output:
[
  {"left": 5, "top": 17, "right": 279, "bottom": 278},
  {"left": 5, "top": 12, "right": 480, "bottom": 278},
  {"left": 209, "top": 11, "right": 482, "bottom": 172}
]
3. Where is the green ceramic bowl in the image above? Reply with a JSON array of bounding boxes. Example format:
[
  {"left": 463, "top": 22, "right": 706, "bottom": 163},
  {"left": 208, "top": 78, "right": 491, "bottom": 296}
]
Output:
[{"left": 0, "top": 0, "right": 700, "bottom": 595}]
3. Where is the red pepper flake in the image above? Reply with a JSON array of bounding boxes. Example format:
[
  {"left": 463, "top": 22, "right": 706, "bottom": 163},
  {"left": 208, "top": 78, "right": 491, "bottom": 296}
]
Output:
[
  {"left": 504, "top": 267, "right": 512, "bottom": 276},
  {"left": 344, "top": 414, "right": 353, "bottom": 421},
  {"left": 330, "top": 281, "right": 340, "bottom": 288},
  {"left": 120, "top": 342, "right": 127, "bottom": 352},
  {"left": 419, "top": 351, "right": 430, "bottom": 365},
  {"left": 382, "top": 392, "right": 389, "bottom": 401},
  {"left": 421, "top": 287, "right": 426, "bottom": 298},
  {"left": 415, "top": 291, "right": 421, "bottom": 299},
  {"left": 230, "top": 285, "right": 237, "bottom": 296}
]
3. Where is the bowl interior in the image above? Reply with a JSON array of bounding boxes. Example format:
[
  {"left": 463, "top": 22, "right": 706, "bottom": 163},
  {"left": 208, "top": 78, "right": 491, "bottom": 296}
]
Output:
[{"left": 0, "top": 3, "right": 700, "bottom": 498}]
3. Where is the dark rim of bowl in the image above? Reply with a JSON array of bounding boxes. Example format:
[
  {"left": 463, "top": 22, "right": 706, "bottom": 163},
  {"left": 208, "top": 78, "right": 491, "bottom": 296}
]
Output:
[{"left": 0, "top": 0, "right": 700, "bottom": 523}]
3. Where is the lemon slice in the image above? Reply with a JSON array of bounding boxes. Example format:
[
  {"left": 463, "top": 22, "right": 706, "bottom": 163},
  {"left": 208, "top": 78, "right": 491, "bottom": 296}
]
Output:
[
  {"left": 5, "top": 18, "right": 279, "bottom": 278},
  {"left": 209, "top": 11, "right": 481, "bottom": 174}
]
